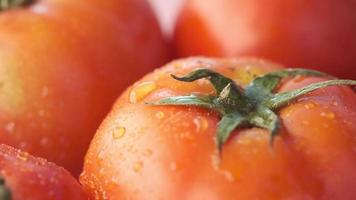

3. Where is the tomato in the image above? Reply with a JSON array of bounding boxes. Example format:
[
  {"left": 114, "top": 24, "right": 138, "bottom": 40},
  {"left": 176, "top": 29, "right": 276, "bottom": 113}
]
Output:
[
  {"left": 0, "top": 0, "right": 169, "bottom": 176},
  {"left": 0, "top": 144, "right": 87, "bottom": 200},
  {"left": 80, "top": 57, "right": 356, "bottom": 199},
  {"left": 173, "top": 0, "right": 356, "bottom": 79}
]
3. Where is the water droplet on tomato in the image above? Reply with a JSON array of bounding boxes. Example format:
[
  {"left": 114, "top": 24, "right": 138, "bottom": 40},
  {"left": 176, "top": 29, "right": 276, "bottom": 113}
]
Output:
[
  {"left": 320, "top": 111, "right": 335, "bottom": 119},
  {"left": 193, "top": 116, "right": 209, "bottom": 133},
  {"left": 129, "top": 81, "right": 156, "bottom": 103},
  {"left": 112, "top": 127, "right": 126, "bottom": 139},
  {"left": 40, "top": 137, "right": 49, "bottom": 146},
  {"left": 169, "top": 162, "right": 177, "bottom": 171},
  {"left": 133, "top": 161, "right": 143, "bottom": 172},
  {"left": 4, "top": 122, "right": 15, "bottom": 134},
  {"left": 99, "top": 168, "right": 105, "bottom": 175},
  {"left": 98, "top": 151, "right": 105, "bottom": 160},
  {"left": 41, "top": 86, "right": 49, "bottom": 98},
  {"left": 304, "top": 102, "right": 316, "bottom": 109},
  {"left": 143, "top": 149, "right": 153, "bottom": 157},
  {"left": 17, "top": 151, "right": 29, "bottom": 161},
  {"left": 155, "top": 111, "right": 165, "bottom": 119}
]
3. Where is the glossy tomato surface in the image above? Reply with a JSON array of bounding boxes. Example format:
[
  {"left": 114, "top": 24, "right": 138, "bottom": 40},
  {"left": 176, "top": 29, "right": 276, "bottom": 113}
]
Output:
[
  {"left": 0, "top": 0, "right": 169, "bottom": 176},
  {"left": 174, "top": 0, "right": 356, "bottom": 78},
  {"left": 81, "top": 57, "right": 356, "bottom": 199},
  {"left": 0, "top": 144, "right": 87, "bottom": 200}
]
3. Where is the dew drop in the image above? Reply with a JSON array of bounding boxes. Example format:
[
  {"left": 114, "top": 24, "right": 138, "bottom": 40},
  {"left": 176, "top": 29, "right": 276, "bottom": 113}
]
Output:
[
  {"left": 193, "top": 116, "right": 209, "bottom": 133},
  {"left": 4, "top": 122, "right": 15, "bottom": 134},
  {"left": 143, "top": 149, "right": 153, "bottom": 157},
  {"left": 40, "top": 137, "right": 49, "bottom": 146},
  {"left": 155, "top": 111, "right": 165, "bottom": 119},
  {"left": 304, "top": 102, "right": 316, "bottom": 109},
  {"left": 320, "top": 111, "right": 335, "bottom": 119},
  {"left": 133, "top": 161, "right": 143, "bottom": 172},
  {"left": 112, "top": 127, "right": 126, "bottom": 139},
  {"left": 17, "top": 152, "right": 29, "bottom": 161},
  {"left": 302, "top": 121, "right": 310, "bottom": 125},
  {"left": 169, "top": 162, "right": 177, "bottom": 171},
  {"left": 41, "top": 86, "right": 49, "bottom": 98},
  {"left": 129, "top": 82, "right": 157, "bottom": 103},
  {"left": 98, "top": 151, "right": 105, "bottom": 160}
]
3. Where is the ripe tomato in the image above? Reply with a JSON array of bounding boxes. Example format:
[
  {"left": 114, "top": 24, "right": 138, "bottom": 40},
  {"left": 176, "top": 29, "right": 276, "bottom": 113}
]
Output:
[
  {"left": 0, "top": 0, "right": 169, "bottom": 175},
  {"left": 174, "top": 0, "right": 356, "bottom": 79},
  {"left": 81, "top": 57, "right": 356, "bottom": 199},
  {"left": 0, "top": 144, "right": 87, "bottom": 200}
]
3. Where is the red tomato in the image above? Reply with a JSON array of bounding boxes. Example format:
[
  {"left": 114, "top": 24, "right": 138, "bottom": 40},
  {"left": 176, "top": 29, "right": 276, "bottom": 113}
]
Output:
[
  {"left": 174, "top": 0, "right": 356, "bottom": 79},
  {"left": 0, "top": 0, "right": 169, "bottom": 176},
  {"left": 0, "top": 144, "right": 87, "bottom": 200},
  {"left": 81, "top": 57, "right": 356, "bottom": 199}
]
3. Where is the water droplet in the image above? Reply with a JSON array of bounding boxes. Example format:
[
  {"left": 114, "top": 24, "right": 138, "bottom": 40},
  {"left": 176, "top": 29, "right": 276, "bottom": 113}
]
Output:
[
  {"left": 41, "top": 86, "right": 49, "bottom": 98},
  {"left": 111, "top": 177, "right": 119, "bottom": 185},
  {"left": 17, "top": 152, "right": 29, "bottom": 161},
  {"left": 302, "top": 121, "right": 310, "bottom": 125},
  {"left": 222, "top": 171, "right": 235, "bottom": 183},
  {"left": 4, "top": 122, "right": 15, "bottom": 134},
  {"left": 38, "top": 110, "right": 45, "bottom": 117},
  {"left": 18, "top": 142, "right": 28, "bottom": 149},
  {"left": 98, "top": 151, "right": 105, "bottom": 160},
  {"left": 143, "top": 149, "right": 153, "bottom": 157},
  {"left": 129, "top": 82, "right": 157, "bottom": 103},
  {"left": 169, "top": 162, "right": 177, "bottom": 171},
  {"left": 332, "top": 101, "right": 338, "bottom": 106},
  {"left": 112, "top": 127, "right": 126, "bottom": 139},
  {"left": 320, "top": 111, "right": 335, "bottom": 119},
  {"left": 133, "top": 161, "right": 143, "bottom": 172},
  {"left": 99, "top": 168, "right": 105, "bottom": 175},
  {"left": 173, "top": 63, "right": 181, "bottom": 69},
  {"left": 304, "top": 102, "right": 316, "bottom": 109},
  {"left": 155, "top": 111, "right": 165, "bottom": 119},
  {"left": 40, "top": 137, "right": 49, "bottom": 146},
  {"left": 193, "top": 116, "right": 209, "bottom": 133}
]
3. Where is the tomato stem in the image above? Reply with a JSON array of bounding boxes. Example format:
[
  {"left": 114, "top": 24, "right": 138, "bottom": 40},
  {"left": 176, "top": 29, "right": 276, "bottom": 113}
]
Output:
[
  {"left": 150, "top": 68, "right": 356, "bottom": 151},
  {"left": 0, "top": 0, "right": 33, "bottom": 11}
]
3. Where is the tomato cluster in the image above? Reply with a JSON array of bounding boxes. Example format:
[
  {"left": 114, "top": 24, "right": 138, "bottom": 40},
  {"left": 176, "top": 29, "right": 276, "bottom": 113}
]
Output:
[{"left": 0, "top": 0, "right": 355, "bottom": 200}]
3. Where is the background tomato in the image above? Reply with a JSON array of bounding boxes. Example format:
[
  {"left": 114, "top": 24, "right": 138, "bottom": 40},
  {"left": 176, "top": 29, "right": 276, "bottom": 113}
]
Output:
[
  {"left": 80, "top": 57, "right": 356, "bottom": 199},
  {"left": 0, "top": 144, "right": 87, "bottom": 200},
  {"left": 0, "top": 0, "right": 169, "bottom": 176},
  {"left": 174, "top": 0, "right": 356, "bottom": 78}
]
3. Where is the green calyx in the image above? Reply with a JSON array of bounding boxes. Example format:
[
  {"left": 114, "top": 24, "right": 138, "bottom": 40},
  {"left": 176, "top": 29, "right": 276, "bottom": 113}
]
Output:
[
  {"left": 0, "top": 176, "right": 11, "bottom": 200},
  {"left": 0, "top": 0, "right": 32, "bottom": 11},
  {"left": 151, "top": 68, "right": 356, "bottom": 151}
]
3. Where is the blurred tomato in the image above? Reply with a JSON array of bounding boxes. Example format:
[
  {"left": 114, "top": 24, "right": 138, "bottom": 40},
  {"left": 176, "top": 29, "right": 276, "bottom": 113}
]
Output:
[
  {"left": 0, "top": 0, "right": 169, "bottom": 176},
  {"left": 174, "top": 0, "right": 356, "bottom": 78},
  {"left": 0, "top": 144, "right": 87, "bottom": 200}
]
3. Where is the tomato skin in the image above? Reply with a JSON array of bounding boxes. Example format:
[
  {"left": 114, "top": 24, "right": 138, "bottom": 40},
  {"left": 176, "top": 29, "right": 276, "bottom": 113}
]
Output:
[
  {"left": 0, "top": 0, "right": 169, "bottom": 176},
  {"left": 174, "top": 0, "right": 356, "bottom": 78},
  {"left": 0, "top": 144, "right": 87, "bottom": 200},
  {"left": 81, "top": 57, "right": 356, "bottom": 199}
]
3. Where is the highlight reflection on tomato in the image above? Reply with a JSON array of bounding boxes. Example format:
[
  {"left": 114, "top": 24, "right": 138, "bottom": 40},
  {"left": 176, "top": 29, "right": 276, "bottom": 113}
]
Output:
[{"left": 81, "top": 57, "right": 356, "bottom": 200}]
